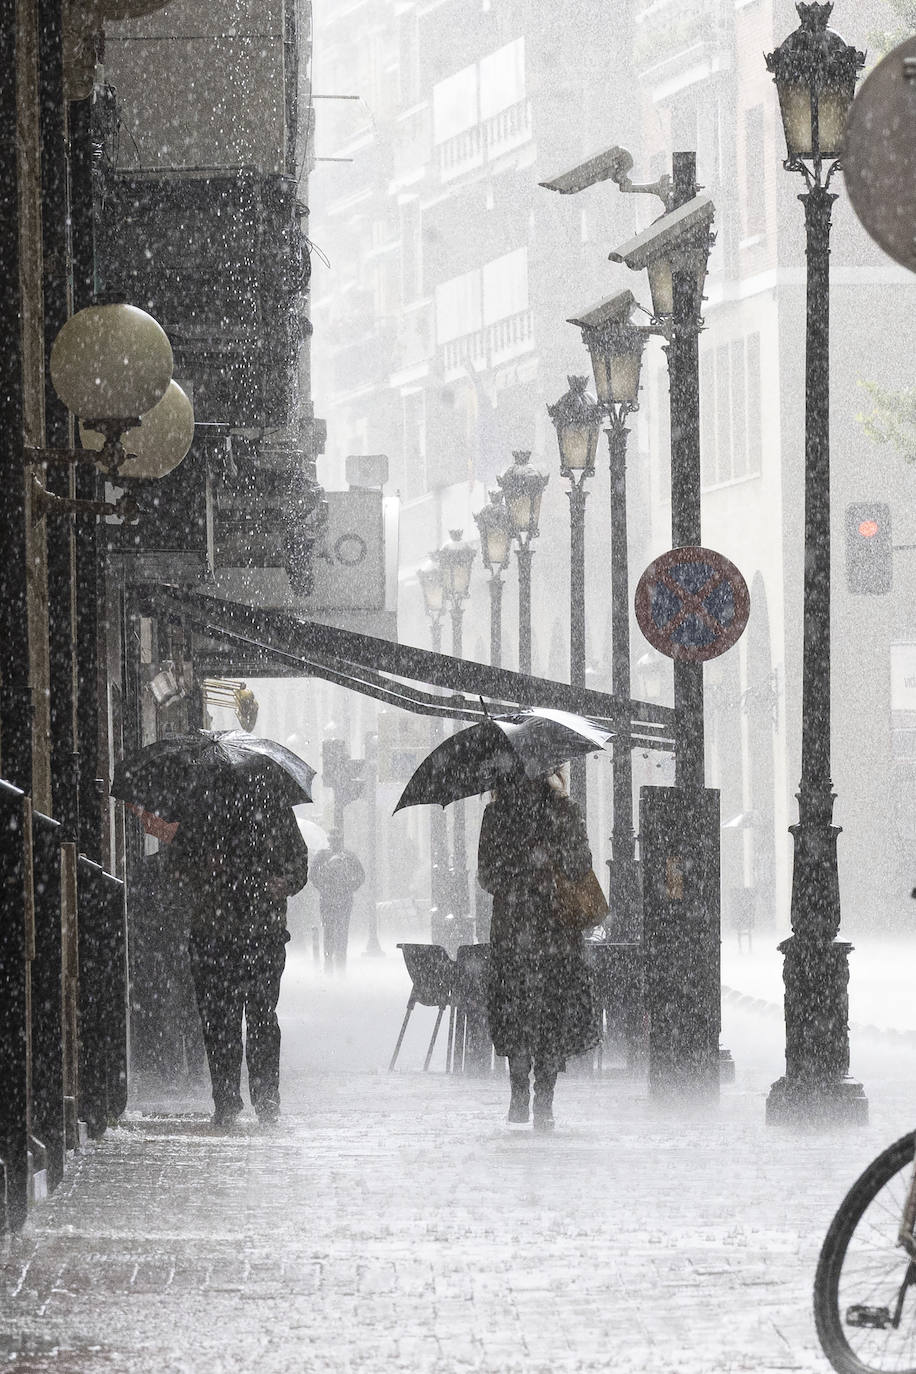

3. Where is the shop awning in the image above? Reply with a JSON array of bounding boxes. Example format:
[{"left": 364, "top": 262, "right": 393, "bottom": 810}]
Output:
[{"left": 151, "top": 587, "right": 676, "bottom": 752}]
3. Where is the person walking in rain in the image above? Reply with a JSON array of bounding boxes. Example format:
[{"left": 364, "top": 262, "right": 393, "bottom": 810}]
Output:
[
  {"left": 477, "top": 768, "right": 598, "bottom": 1131},
  {"left": 171, "top": 773, "right": 309, "bottom": 1126},
  {"left": 309, "top": 830, "right": 366, "bottom": 974}
]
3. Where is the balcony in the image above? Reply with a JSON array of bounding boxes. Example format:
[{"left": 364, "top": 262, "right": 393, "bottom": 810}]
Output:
[
  {"left": 483, "top": 99, "right": 532, "bottom": 160},
  {"left": 438, "top": 125, "right": 484, "bottom": 180},
  {"left": 440, "top": 309, "right": 534, "bottom": 377},
  {"left": 632, "top": 0, "right": 730, "bottom": 89},
  {"left": 436, "top": 98, "right": 534, "bottom": 182}
]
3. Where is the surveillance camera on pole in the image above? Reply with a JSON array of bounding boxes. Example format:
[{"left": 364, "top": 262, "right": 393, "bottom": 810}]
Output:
[{"left": 540, "top": 144, "right": 672, "bottom": 207}]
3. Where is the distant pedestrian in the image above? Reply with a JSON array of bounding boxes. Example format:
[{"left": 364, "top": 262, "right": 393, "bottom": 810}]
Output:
[
  {"left": 171, "top": 774, "right": 309, "bottom": 1126},
  {"left": 477, "top": 770, "right": 599, "bottom": 1131},
  {"left": 309, "top": 830, "right": 366, "bottom": 974}
]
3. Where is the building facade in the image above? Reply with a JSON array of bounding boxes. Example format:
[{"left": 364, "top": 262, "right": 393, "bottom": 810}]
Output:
[{"left": 309, "top": 0, "right": 916, "bottom": 935}]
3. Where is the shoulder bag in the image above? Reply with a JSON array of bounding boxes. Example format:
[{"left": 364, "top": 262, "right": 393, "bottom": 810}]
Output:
[{"left": 553, "top": 867, "right": 609, "bottom": 933}]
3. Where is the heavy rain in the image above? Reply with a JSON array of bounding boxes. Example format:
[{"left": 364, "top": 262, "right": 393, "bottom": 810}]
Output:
[{"left": 2, "top": 0, "right": 916, "bottom": 1371}]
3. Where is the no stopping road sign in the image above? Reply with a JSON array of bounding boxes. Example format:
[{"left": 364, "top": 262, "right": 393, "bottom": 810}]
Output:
[{"left": 634, "top": 546, "right": 750, "bottom": 662}]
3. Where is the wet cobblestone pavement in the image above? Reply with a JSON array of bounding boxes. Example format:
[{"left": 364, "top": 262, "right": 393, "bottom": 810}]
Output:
[{"left": 3, "top": 946, "right": 915, "bottom": 1373}]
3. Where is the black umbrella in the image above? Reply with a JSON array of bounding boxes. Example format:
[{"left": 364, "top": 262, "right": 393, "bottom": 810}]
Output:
[
  {"left": 111, "top": 731, "right": 316, "bottom": 822},
  {"left": 393, "top": 708, "right": 610, "bottom": 812}
]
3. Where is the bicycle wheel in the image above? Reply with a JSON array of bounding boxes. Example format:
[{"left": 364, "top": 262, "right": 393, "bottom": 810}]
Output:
[{"left": 815, "top": 1132, "right": 916, "bottom": 1374}]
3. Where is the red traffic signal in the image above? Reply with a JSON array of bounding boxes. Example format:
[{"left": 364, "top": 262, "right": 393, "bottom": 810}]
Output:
[{"left": 845, "top": 502, "right": 892, "bottom": 595}]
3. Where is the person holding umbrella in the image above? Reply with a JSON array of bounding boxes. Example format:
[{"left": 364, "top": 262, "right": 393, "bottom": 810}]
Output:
[
  {"left": 394, "top": 706, "right": 608, "bottom": 1127},
  {"left": 113, "top": 731, "right": 313, "bottom": 1127},
  {"left": 477, "top": 767, "right": 600, "bottom": 1131}
]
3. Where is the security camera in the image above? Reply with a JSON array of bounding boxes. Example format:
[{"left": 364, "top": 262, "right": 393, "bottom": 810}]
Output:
[{"left": 540, "top": 145, "right": 635, "bottom": 196}]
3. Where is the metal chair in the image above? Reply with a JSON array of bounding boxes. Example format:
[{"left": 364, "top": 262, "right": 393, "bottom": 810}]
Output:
[
  {"left": 388, "top": 943, "right": 457, "bottom": 1072},
  {"left": 452, "top": 943, "right": 494, "bottom": 1075}
]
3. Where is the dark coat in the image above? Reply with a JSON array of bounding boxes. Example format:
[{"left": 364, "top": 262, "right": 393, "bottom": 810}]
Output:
[
  {"left": 477, "top": 781, "right": 599, "bottom": 1069},
  {"left": 171, "top": 781, "right": 309, "bottom": 941},
  {"left": 309, "top": 848, "right": 365, "bottom": 915}
]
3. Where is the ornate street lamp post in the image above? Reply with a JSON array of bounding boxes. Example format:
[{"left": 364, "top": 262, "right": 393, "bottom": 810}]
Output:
[
  {"left": 497, "top": 451, "right": 549, "bottom": 676},
  {"left": 570, "top": 290, "right": 649, "bottom": 940},
  {"left": 547, "top": 376, "right": 602, "bottom": 816},
  {"left": 437, "top": 529, "right": 478, "bottom": 931},
  {"left": 609, "top": 162, "right": 724, "bottom": 1097},
  {"left": 418, "top": 553, "right": 450, "bottom": 928},
  {"left": 610, "top": 162, "right": 715, "bottom": 791},
  {"left": 764, "top": 2, "right": 867, "bottom": 1125},
  {"left": 474, "top": 490, "right": 513, "bottom": 669},
  {"left": 438, "top": 528, "right": 477, "bottom": 662}
]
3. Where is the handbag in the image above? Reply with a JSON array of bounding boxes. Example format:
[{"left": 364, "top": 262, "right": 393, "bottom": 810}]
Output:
[{"left": 553, "top": 867, "right": 609, "bottom": 933}]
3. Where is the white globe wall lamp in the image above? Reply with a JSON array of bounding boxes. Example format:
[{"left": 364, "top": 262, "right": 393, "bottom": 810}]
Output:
[{"left": 25, "top": 299, "right": 194, "bottom": 522}]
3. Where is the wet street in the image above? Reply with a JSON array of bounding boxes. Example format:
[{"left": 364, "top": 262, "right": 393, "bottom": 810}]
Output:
[{"left": 4, "top": 932, "right": 916, "bottom": 1374}]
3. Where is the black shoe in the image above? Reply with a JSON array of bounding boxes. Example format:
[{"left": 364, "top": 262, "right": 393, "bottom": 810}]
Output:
[
  {"left": 211, "top": 1105, "right": 242, "bottom": 1128},
  {"left": 532, "top": 1081, "right": 555, "bottom": 1132},
  {"left": 255, "top": 1096, "right": 280, "bottom": 1126},
  {"left": 507, "top": 1090, "right": 530, "bottom": 1124}
]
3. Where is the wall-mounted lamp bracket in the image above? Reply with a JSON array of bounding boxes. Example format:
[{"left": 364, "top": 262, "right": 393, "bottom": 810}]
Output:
[{"left": 29, "top": 473, "right": 139, "bottom": 524}]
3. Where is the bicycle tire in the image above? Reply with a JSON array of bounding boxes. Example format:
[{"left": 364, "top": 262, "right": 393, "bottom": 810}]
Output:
[{"left": 815, "top": 1132, "right": 916, "bottom": 1374}]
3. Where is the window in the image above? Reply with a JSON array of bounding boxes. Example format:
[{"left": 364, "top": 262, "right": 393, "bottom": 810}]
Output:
[
  {"left": 715, "top": 344, "right": 731, "bottom": 484},
  {"left": 700, "top": 351, "right": 715, "bottom": 488},
  {"left": 435, "top": 269, "right": 481, "bottom": 345},
  {"left": 730, "top": 339, "right": 747, "bottom": 479},
  {"left": 433, "top": 38, "right": 526, "bottom": 145},
  {"left": 744, "top": 105, "right": 765, "bottom": 238},
  {"left": 479, "top": 38, "right": 525, "bottom": 120},
  {"left": 435, "top": 248, "right": 528, "bottom": 346},
  {"left": 432, "top": 64, "right": 477, "bottom": 144},
  {"left": 746, "top": 333, "right": 762, "bottom": 474},
  {"left": 700, "top": 332, "right": 763, "bottom": 487},
  {"left": 482, "top": 247, "right": 527, "bottom": 325}
]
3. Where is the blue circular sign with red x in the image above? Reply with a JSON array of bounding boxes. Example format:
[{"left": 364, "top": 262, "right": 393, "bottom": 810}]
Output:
[{"left": 634, "top": 546, "right": 750, "bottom": 662}]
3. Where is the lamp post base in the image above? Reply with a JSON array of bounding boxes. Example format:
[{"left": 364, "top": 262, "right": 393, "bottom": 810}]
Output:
[
  {"left": 767, "top": 932, "right": 868, "bottom": 1127},
  {"left": 766, "top": 1075, "right": 868, "bottom": 1128}
]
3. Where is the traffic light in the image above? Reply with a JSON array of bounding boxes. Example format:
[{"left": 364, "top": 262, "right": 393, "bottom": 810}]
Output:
[
  {"left": 335, "top": 757, "right": 365, "bottom": 806},
  {"left": 321, "top": 738, "right": 365, "bottom": 807},
  {"left": 845, "top": 502, "right": 892, "bottom": 594}
]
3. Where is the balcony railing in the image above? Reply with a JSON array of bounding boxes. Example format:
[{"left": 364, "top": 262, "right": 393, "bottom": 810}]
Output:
[
  {"left": 632, "top": 0, "right": 727, "bottom": 78},
  {"left": 437, "top": 99, "right": 533, "bottom": 180},
  {"left": 441, "top": 308, "right": 534, "bottom": 374},
  {"left": 482, "top": 99, "right": 532, "bottom": 159},
  {"left": 438, "top": 125, "right": 484, "bottom": 179}
]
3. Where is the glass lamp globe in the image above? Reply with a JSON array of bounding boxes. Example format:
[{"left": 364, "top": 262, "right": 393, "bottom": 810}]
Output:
[
  {"left": 766, "top": 6, "right": 865, "bottom": 161},
  {"left": 418, "top": 555, "right": 444, "bottom": 614},
  {"left": 80, "top": 380, "right": 194, "bottom": 479},
  {"left": 474, "top": 493, "right": 512, "bottom": 571},
  {"left": 589, "top": 324, "right": 645, "bottom": 405},
  {"left": 438, "top": 529, "right": 477, "bottom": 600},
  {"left": 498, "top": 451, "right": 549, "bottom": 539},
  {"left": 50, "top": 302, "right": 173, "bottom": 420},
  {"left": 547, "top": 376, "right": 602, "bottom": 476}
]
